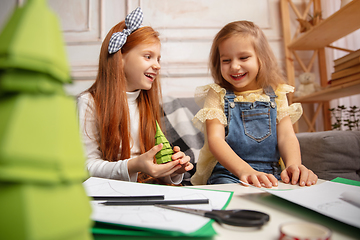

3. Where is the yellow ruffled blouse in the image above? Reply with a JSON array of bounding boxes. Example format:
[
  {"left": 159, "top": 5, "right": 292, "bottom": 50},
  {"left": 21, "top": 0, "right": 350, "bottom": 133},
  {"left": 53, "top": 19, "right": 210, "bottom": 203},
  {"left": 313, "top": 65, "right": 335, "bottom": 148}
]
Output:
[{"left": 190, "top": 83, "right": 302, "bottom": 185}]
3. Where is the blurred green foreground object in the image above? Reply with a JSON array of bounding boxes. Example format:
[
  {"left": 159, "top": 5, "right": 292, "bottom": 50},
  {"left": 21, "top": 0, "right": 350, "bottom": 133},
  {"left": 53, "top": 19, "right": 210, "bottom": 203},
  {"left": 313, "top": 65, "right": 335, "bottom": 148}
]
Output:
[
  {"left": 154, "top": 121, "right": 174, "bottom": 164},
  {"left": 0, "top": 0, "right": 93, "bottom": 239}
]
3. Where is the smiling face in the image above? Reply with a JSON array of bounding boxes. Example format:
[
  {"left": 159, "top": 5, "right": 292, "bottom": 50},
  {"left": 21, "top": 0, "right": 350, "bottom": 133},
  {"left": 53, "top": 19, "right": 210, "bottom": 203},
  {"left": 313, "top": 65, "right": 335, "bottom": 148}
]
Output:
[
  {"left": 219, "top": 35, "right": 260, "bottom": 92},
  {"left": 122, "top": 41, "right": 161, "bottom": 92}
]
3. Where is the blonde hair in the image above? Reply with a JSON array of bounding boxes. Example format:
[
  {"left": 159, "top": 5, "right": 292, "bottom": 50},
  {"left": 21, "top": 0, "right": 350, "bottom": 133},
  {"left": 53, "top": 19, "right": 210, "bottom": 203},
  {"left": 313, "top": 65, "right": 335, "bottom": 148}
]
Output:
[{"left": 209, "top": 21, "right": 285, "bottom": 90}]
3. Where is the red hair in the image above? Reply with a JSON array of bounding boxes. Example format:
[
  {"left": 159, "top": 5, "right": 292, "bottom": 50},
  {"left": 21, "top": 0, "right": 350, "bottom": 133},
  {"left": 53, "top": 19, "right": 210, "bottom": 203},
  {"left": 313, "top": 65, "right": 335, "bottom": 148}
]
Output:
[{"left": 86, "top": 21, "right": 163, "bottom": 182}]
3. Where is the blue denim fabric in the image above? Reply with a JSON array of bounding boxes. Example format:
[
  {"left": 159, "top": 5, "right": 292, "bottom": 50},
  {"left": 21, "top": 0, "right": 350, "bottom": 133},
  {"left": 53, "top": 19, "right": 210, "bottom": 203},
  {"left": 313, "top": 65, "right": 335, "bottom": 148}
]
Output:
[{"left": 207, "top": 86, "right": 281, "bottom": 185}]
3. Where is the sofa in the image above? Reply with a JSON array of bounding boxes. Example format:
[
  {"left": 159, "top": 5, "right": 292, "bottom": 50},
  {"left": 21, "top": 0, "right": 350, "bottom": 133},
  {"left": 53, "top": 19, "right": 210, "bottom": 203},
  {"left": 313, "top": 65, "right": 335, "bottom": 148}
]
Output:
[
  {"left": 162, "top": 96, "right": 360, "bottom": 184},
  {"left": 296, "top": 130, "right": 360, "bottom": 181}
]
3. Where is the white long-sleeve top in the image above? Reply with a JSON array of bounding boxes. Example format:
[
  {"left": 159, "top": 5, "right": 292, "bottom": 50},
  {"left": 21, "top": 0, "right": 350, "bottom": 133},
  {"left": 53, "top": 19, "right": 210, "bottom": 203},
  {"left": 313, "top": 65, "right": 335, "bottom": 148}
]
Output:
[{"left": 77, "top": 90, "right": 183, "bottom": 184}]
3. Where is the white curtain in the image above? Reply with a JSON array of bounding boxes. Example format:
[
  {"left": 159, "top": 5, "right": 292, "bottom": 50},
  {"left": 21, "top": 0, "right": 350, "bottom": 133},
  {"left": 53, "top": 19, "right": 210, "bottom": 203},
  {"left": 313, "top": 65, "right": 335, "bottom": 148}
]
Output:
[{"left": 322, "top": 0, "right": 360, "bottom": 129}]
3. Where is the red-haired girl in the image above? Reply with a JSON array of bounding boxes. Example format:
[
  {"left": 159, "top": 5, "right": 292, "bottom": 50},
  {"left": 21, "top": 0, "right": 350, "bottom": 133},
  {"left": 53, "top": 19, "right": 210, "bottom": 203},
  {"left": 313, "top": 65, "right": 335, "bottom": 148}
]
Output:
[{"left": 78, "top": 8, "right": 192, "bottom": 185}]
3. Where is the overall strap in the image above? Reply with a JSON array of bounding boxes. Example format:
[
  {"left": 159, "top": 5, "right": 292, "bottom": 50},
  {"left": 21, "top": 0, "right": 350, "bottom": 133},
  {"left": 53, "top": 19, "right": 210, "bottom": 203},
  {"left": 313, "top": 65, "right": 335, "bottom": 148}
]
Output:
[
  {"left": 224, "top": 89, "right": 236, "bottom": 119},
  {"left": 224, "top": 89, "right": 236, "bottom": 135},
  {"left": 263, "top": 86, "right": 277, "bottom": 108},
  {"left": 263, "top": 86, "right": 277, "bottom": 100}
]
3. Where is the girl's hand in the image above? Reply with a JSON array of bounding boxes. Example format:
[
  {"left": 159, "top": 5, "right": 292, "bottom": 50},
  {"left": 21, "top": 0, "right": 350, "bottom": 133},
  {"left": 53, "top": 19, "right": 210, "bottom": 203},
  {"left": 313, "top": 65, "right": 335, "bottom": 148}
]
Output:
[
  {"left": 171, "top": 146, "right": 193, "bottom": 174},
  {"left": 128, "top": 144, "right": 182, "bottom": 178},
  {"left": 281, "top": 164, "right": 318, "bottom": 186},
  {"left": 239, "top": 170, "right": 278, "bottom": 188}
]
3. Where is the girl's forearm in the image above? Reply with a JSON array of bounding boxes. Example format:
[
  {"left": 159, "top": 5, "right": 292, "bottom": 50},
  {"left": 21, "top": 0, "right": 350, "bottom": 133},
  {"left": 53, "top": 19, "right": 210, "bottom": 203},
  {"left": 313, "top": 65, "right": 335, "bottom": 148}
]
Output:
[
  {"left": 208, "top": 137, "right": 254, "bottom": 176},
  {"left": 127, "top": 156, "right": 141, "bottom": 175},
  {"left": 282, "top": 151, "right": 301, "bottom": 167},
  {"left": 278, "top": 134, "right": 302, "bottom": 167},
  {"left": 277, "top": 116, "right": 302, "bottom": 167},
  {"left": 206, "top": 119, "right": 254, "bottom": 177}
]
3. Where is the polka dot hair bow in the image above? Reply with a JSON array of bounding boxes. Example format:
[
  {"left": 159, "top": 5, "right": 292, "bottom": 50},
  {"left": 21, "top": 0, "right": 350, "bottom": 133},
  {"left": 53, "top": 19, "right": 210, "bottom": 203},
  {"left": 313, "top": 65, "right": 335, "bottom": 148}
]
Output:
[{"left": 108, "top": 7, "right": 143, "bottom": 54}]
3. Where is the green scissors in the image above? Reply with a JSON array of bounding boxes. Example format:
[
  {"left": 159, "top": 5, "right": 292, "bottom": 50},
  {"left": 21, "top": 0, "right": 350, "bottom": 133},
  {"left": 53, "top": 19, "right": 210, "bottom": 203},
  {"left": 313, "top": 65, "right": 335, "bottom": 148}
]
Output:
[{"left": 155, "top": 204, "right": 269, "bottom": 227}]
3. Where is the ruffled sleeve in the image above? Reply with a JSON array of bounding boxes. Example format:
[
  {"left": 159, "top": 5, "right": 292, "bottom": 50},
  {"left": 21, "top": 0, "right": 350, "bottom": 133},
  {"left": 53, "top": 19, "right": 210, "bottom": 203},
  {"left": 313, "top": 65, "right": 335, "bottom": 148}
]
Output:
[
  {"left": 192, "top": 84, "right": 227, "bottom": 132},
  {"left": 275, "top": 84, "right": 303, "bottom": 124}
]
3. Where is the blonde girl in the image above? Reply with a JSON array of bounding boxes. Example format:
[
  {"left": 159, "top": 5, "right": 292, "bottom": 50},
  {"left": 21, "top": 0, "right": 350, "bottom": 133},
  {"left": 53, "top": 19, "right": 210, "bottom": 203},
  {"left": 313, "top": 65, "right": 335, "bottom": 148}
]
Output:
[{"left": 191, "top": 21, "right": 317, "bottom": 187}]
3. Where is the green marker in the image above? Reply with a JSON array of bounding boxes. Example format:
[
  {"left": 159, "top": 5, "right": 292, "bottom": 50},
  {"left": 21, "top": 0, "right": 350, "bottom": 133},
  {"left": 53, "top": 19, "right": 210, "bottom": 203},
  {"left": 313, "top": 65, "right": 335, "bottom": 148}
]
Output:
[{"left": 154, "top": 121, "right": 174, "bottom": 164}]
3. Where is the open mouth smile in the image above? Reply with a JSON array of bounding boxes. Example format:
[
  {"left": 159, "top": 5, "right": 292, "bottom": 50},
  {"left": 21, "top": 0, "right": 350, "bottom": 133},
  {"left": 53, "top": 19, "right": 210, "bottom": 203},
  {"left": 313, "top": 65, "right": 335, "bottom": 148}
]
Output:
[
  {"left": 145, "top": 73, "right": 156, "bottom": 81},
  {"left": 231, "top": 72, "right": 247, "bottom": 81}
]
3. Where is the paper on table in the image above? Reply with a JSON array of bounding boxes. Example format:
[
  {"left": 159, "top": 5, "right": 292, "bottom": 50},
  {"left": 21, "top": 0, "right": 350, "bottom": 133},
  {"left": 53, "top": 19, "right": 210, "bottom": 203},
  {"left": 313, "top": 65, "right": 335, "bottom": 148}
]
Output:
[
  {"left": 264, "top": 181, "right": 360, "bottom": 229},
  {"left": 341, "top": 191, "right": 360, "bottom": 208},
  {"left": 83, "top": 177, "right": 232, "bottom": 235}
]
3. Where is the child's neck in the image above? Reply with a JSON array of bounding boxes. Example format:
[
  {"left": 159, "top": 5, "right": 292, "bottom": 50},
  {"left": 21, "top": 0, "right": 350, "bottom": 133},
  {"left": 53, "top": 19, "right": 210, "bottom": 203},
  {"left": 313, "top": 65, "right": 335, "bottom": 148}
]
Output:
[{"left": 232, "top": 83, "right": 260, "bottom": 93}]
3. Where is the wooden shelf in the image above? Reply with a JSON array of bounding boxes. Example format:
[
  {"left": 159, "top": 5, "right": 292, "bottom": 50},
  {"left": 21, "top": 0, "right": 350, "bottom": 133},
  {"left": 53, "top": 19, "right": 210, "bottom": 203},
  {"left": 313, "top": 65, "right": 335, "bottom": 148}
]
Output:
[
  {"left": 288, "top": 0, "right": 360, "bottom": 50},
  {"left": 281, "top": 0, "right": 360, "bottom": 131},
  {"left": 293, "top": 79, "right": 360, "bottom": 103}
]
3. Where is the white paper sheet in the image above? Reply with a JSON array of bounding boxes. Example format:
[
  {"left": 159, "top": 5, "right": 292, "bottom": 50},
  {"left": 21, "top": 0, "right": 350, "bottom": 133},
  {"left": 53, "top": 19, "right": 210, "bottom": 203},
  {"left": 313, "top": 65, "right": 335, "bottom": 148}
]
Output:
[
  {"left": 83, "top": 177, "right": 232, "bottom": 234},
  {"left": 265, "top": 181, "right": 360, "bottom": 229}
]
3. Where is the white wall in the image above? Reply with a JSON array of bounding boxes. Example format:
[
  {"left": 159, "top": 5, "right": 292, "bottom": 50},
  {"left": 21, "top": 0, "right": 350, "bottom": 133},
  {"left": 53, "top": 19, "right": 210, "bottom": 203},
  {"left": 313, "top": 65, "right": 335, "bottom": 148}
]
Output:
[
  {"left": 7, "top": 0, "right": 355, "bottom": 132},
  {"left": 0, "top": 0, "right": 286, "bottom": 98},
  {"left": 134, "top": 0, "right": 285, "bottom": 98}
]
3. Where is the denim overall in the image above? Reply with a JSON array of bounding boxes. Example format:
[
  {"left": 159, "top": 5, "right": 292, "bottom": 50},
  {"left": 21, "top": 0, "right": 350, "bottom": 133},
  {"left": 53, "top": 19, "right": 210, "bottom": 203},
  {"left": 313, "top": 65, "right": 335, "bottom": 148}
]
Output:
[{"left": 207, "top": 86, "right": 281, "bottom": 184}]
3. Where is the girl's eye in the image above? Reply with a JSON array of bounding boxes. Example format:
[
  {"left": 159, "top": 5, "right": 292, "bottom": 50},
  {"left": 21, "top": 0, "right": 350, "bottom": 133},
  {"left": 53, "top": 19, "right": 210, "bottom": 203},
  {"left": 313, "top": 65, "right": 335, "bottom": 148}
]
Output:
[
  {"left": 240, "top": 56, "right": 249, "bottom": 60},
  {"left": 222, "top": 59, "right": 230, "bottom": 63},
  {"left": 145, "top": 55, "right": 151, "bottom": 60}
]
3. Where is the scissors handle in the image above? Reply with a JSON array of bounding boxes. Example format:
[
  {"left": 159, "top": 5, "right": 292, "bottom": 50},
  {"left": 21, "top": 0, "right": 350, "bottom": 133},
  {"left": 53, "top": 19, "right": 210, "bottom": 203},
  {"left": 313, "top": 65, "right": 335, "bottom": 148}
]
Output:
[{"left": 205, "top": 209, "right": 269, "bottom": 227}]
